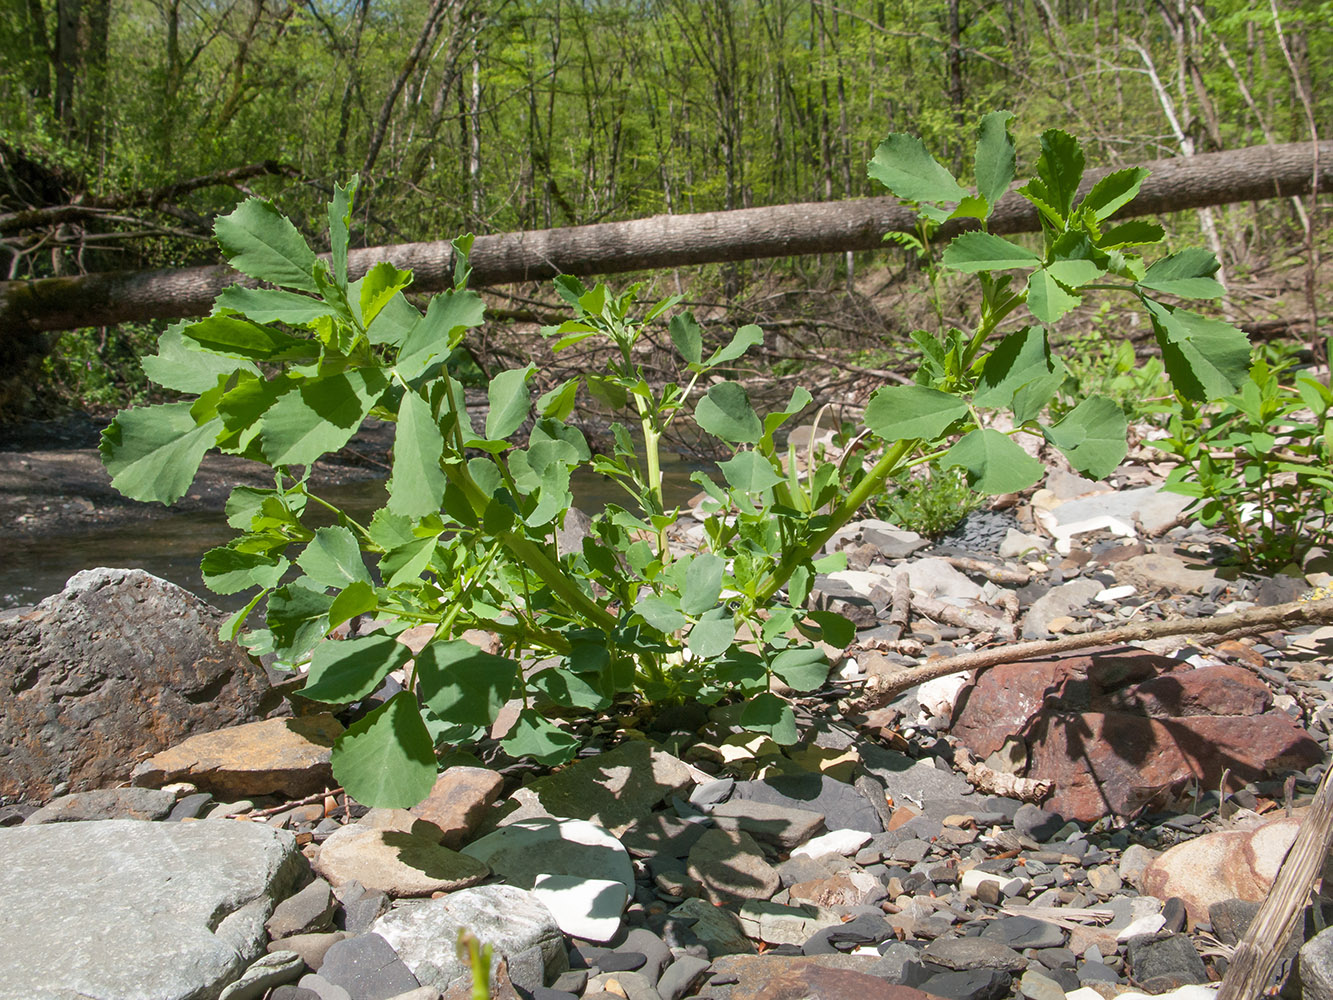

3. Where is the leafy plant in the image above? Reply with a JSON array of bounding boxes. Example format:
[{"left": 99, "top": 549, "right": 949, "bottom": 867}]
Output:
[
  {"left": 100, "top": 114, "right": 1251, "bottom": 809},
  {"left": 1049, "top": 304, "right": 1172, "bottom": 424},
  {"left": 1152, "top": 358, "right": 1333, "bottom": 572},
  {"left": 876, "top": 464, "right": 982, "bottom": 539}
]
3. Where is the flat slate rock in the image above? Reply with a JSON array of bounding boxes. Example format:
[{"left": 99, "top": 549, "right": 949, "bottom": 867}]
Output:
[
  {"left": 728, "top": 773, "right": 884, "bottom": 834},
  {"left": 0, "top": 818, "right": 304, "bottom": 1000},
  {"left": 706, "top": 954, "right": 941, "bottom": 1000},
  {"left": 858, "top": 746, "right": 974, "bottom": 805},
  {"left": 22, "top": 786, "right": 178, "bottom": 824}
]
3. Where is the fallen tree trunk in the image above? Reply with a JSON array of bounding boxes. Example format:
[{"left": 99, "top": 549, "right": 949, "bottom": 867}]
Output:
[{"left": 2, "top": 141, "right": 1329, "bottom": 334}]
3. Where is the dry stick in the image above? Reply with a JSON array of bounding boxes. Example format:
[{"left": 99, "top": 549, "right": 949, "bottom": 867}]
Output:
[
  {"left": 1216, "top": 761, "right": 1333, "bottom": 1000},
  {"left": 853, "top": 598, "right": 1333, "bottom": 709}
]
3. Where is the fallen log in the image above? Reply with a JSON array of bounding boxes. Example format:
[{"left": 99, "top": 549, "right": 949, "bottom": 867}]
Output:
[{"left": 2, "top": 140, "right": 1329, "bottom": 334}]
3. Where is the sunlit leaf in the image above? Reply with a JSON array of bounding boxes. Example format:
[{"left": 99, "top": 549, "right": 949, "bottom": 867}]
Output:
[
  {"left": 741, "top": 692, "right": 798, "bottom": 744},
  {"left": 99, "top": 403, "right": 221, "bottom": 505},
  {"left": 864, "top": 385, "right": 968, "bottom": 442},
  {"left": 214, "top": 197, "right": 320, "bottom": 293},
  {"left": 943, "top": 428, "right": 1045, "bottom": 494},
  {"left": 303, "top": 633, "right": 412, "bottom": 704},
  {"left": 331, "top": 691, "right": 437, "bottom": 808}
]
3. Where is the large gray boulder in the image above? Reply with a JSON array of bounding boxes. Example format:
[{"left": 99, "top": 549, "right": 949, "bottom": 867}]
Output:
[
  {"left": 0, "top": 818, "right": 305, "bottom": 1000},
  {"left": 0, "top": 568, "right": 272, "bottom": 803}
]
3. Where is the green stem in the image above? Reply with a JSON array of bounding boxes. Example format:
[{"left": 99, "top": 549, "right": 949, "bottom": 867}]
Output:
[{"left": 754, "top": 437, "right": 916, "bottom": 604}]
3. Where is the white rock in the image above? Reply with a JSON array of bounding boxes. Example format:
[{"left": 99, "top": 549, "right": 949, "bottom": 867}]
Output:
[
  {"left": 1096, "top": 584, "right": 1137, "bottom": 602},
  {"left": 917, "top": 671, "right": 971, "bottom": 722},
  {"left": 959, "top": 868, "right": 1030, "bottom": 897},
  {"left": 790, "top": 828, "right": 873, "bottom": 859},
  {"left": 838, "top": 659, "right": 861, "bottom": 681},
  {"left": 462, "top": 817, "right": 632, "bottom": 891},
  {"left": 531, "top": 874, "right": 628, "bottom": 943},
  {"left": 1116, "top": 914, "right": 1167, "bottom": 941},
  {"left": 999, "top": 528, "right": 1050, "bottom": 559}
]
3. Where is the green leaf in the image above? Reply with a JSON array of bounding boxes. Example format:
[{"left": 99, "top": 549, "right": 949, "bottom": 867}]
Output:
[
  {"left": 864, "top": 385, "right": 968, "bottom": 442},
  {"left": 530, "top": 667, "right": 610, "bottom": 711},
  {"left": 500, "top": 708, "right": 579, "bottom": 766},
  {"left": 260, "top": 368, "right": 387, "bottom": 467},
  {"left": 389, "top": 391, "right": 446, "bottom": 519},
  {"left": 1145, "top": 298, "right": 1251, "bottom": 402},
  {"left": 867, "top": 133, "right": 968, "bottom": 205},
  {"left": 687, "top": 615, "right": 736, "bottom": 659},
  {"left": 99, "top": 403, "right": 221, "bottom": 505},
  {"left": 220, "top": 591, "right": 265, "bottom": 642},
  {"left": 681, "top": 554, "right": 725, "bottom": 616},
  {"left": 1079, "top": 167, "right": 1148, "bottom": 221},
  {"left": 329, "top": 176, "right": 356, "bottom": 287},
  {"left": 537, "top": 379, "right": 579, "bottom": 421},
  {"left": 770, "top": 647, "right": 830, "bottom": 692},
  {"left": 416, "top": 638, "right": 519, "bottom": 726},
  {"left": 804, "top": 610, "right": 855, "bottom": 648},
  {"left": 705, "top": 324, "right": 764, "bottom": 367},
  {"left": 974, "top": 110, "right": 1017, "bottom": 211},
  {"left": 183, "top": 315, "right": 311, "bottom": 360},
  {"left": 1030, "top": 128, "right": 1085, "bottom": 219},
  {"left": 942, "top": 232, "right": 1041, "bottom": 273},
  {"left": 1138, "top": 249, "right": 1225, "bottom": 299},
  {"left": 718, "top": 451, "right": 782, "bottom": 494},
  {"left": 741, "top": 692, "right": 798, "bottom": 745},
  {"left": 1047, "top": 232, "right": 1109, "bottom": 288},
  {"left": 303, "top": 633, "right": 412, "bottom": 704},
  {"left": 266, "top": 582, "right": 336, "bottom": 662},
  {"left": 201, "top": 544, "right": 288, "bottom": 595},
  {"left": 486, "top": 365, "right": 535, "bottom": 440},
  {"left": 331, "top": 691, "right": 438, "bottom": 809},
  {"left": 669, "top": 312, "right": 704, "bottom": 365},
  {"left": 366, "top": 292, "right": 422, "bottom": 347},
  {"left": 974, "top": 325, "right": 1061, "bottom": 410},
  {"left": 1097, "top": 220, "right": 1166, "bottom": 249},
  {"left": 142, "top": 323, "right": 257, "bottom": 393},
  {"left": 1025, "top": 268, "right": 1081, "bottom": 324},
  {"left": 215, "top": 286, "right": 330, "bottom": 326},
  {"left": 1045, "top": 395, "right": 1128, "bottom": 479},
  {"left": 762, "top": 387, "right": 814, "bottom": 447},
  {"left": 636, "top": 594, "right": 687, "bottom": 632},
  {"left": 329, "top": 580, "right": 377, "bottom": 628},
  {"left": 695, "top": 382, "right": 762, "bottom": 443},
  {"left": 298, "top": 526, "right": 372, "bottom": 588},
  {"left": 943, "top": 428, "right": 1045, "bottom": 494},
  {"left": 214, "top": 198, "right": 320, "bottom": 293},
  {"left": 380, "top": 534, "right": 440, "bottom": 587},
  {"left": 397, "top": 288, "right": 486, "bottom": 378},
  {"left": 358, "top": 262, "right": 414, "bottom": 328}
]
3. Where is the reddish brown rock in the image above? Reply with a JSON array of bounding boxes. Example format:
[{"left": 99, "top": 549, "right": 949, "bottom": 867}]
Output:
[
  {"left": 707, "top": 954, "right": 944, "bottom": 1000},
  {"left": 411, "top": 766, "right": 505, "bottom": 849},
  {"left": 950, "top": 646, "right": 1183, "bottom": 758},
  {"left": 788, "top": 869, "right": 886, "bottom": 909},
  {"left": 1026, "top": 711, "right": 1322, "bottom": 821},
  {"left": 1141, "top": 816, "right": 1302, "bottom": 925},
  {"left": 1104, "top": 663, "right": 1272, "bottom": 718},
  {"left": 130, "top": 714, "right": 344, "bottom": 799},
  {"left": 0, "top": 568, "right": 272, "bottom": 803}
]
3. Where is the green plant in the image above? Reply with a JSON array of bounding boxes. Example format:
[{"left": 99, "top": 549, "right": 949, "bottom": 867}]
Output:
[
  {"left": 876, "top": 464, "right": 982, "bottom": 539},
  {"left": 1049, "top": 303, "right": 1172, "bottom": 424},
  {"left": 99, "top": 114, "right": 1251, "bottom": 809},
  {"left": 1152, "top": 357, "right": 1333, "bottom": 572}
]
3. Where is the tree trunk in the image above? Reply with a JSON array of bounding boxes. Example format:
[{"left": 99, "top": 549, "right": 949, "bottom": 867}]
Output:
[{"left": 2, "top": 141, "right": 1330, "bottom": 335}]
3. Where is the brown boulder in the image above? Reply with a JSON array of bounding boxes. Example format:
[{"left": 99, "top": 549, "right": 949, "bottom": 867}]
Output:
[
  {"left": 707, "top": 955, "right": 944, "bottom": 1000},
  {"left": 0, "top": 568, "right": 272, "bottom": 803},
  {"left": 410, "top": 766, "right": 504, "bottom": 850},
  {"left": 1104, "top": 663, "right": 1272, "bottom": 718},
  {"left": 1027, "top": 711, "right": 1322, "bottom": 821}
]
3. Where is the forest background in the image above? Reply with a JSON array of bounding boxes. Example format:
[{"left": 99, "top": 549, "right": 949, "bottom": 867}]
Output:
[{"left": 0, "top": 0, "right": 1329, "bottom": 414}]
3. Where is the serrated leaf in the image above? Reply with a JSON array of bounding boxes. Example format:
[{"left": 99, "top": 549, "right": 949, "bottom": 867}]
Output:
[
  {"left": 681, "top": 553, "right": 725, "bottom": 616},
  {"left": 718, "top": 451, "right": 782, "bottom": 494},
  {"left": 974, "top": 110, "right": 1017, "bottom": 210},
  {"left": 943, "top": 428, "right": 1045, "bottom": 494},
  {"left": 298, "top": 525, "right": 372, "bottom": 588},
  {"left": 687, "top": 616, "right": 736, "bottom": 659},
  {"left": 486, "top": 365, "right": 535, "bottom": 440},
  {"left": 974, "top": 325, "right": 1059, "bottom": 410},
  {"left": 389, "top": 391, "right": 446, "bottom": 519},
  {"left": 201, "top": 544, "right": 288, "bottom": 595},
  {"left": 1025, "top": 268, "right": 1081, "bottom": 324},
  {"left": 1079, "top": 167, "right": 1149, "bottom": 221},
  {"left": 864, "top": 385, "right": 968, "bottom": 442},
  {"left": 1145, "top": 298, "right": 1251, "bottom": 402},
  {"left": 331, "top": 691, "right": 437, "bottom": 809},
  {"left": 397, "top": 288, "right": 486, "bottom": 378},
  {"left": 303, "top": 633, "right": 412, "bottom": 704},
  {"left": 867, "top": 133, "right": 968, "bottom": 205},
  {"left": 1032, "top": 128, "right": 1085, "bottom": 218},
  {"left": 260, "top": 368, "right": 387, "bottom": 467},
  {"left": 220, "top": 591, "right": 265, "bottom": 642},
  {"left": 500, "top": 708, "right": 579, "bottom": 765},
  {"left": 1097, "top": 220, "right": 1166, "bottom": 249},
  {"left": 142, "top": 324, "right": 257, "bottom": 393},
  {"left": 1047, "top": 231, "right": 1109, "bottom": 288},
  {"left": 636, "top": 594, "right": 687, "bottom": 632},
  {"left": 215, "top": 286, "right": 330, "bottom": 326},
  {"left": 1138, "top": 249, "right": 1225, "bottom": 299},
  {"left": 705, "top": 324, "right": 764, "bottom": 367},
  {"left": 416, "top": 638, "right": 519, "bottom": 726},
  {"left": 669, "top": 312, "right": 704, "bottom": 365},
  {"left": 214, "top": 198, "right": 320, "bottom": 293},
  {"left": 942, "top": 232, "right": 1040, "bottom": 273},
  {"left": 99, "top": 403, "right": 221, "bottom": 504},
  {"left": 1045, "top": 395, "right": 1128, "bottom": 479},
  {"left": 183, "top": 314, "right": 311, "bottom": 360},
  {"left": 695, "top": 381, "right": 762, "bottom": 443},
  {"left": 770, "top": 647, "right": 830, "bottom": 692},
  {"left": 329, "top": 176, "right": 356, "bottom": 287},
  {"left": 359, "top": 262, "right": 414, "bottom": 328},
  {"left": 740, "top": 691, "right": 798, "bottom": 744}
]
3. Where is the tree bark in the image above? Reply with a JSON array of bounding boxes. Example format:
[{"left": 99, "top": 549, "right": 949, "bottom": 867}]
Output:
[{"left": 2, "top": 141, "right": 1331, "bottom": 334}]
